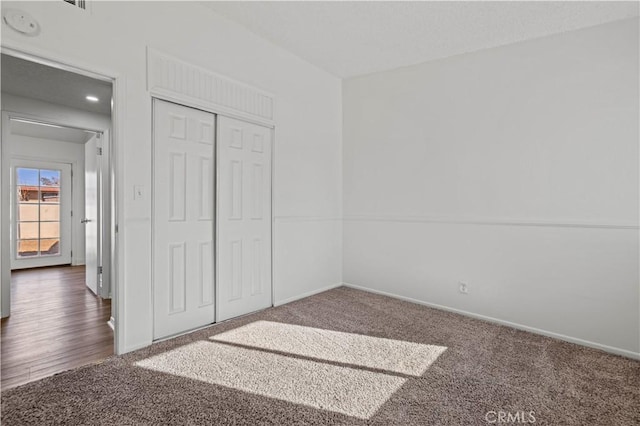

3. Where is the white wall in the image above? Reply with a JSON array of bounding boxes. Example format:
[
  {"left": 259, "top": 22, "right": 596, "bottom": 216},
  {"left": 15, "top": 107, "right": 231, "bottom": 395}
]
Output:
[
  {"left": 1, "top": 2, "right": 342, "bottom": 353},
  {"left": 2, "top": 93, "right": 111, "bottom": 268},
  {"left": 343, "top": 19, "right": 639, "bottom": 357}
]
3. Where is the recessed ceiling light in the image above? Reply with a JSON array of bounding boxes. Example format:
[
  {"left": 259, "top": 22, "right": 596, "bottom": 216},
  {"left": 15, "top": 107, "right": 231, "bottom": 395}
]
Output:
[{"left": 86, "top": 95, "right": 99, "bottom": 102}]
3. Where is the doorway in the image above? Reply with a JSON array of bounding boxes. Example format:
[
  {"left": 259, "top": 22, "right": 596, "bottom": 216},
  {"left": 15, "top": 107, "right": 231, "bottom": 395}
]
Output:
[
  {"left": 0, "top": 53, "right": 116, "bottom": 389},
  {"left": 11, "top": 159, "right": 72, "bottom": 269}
]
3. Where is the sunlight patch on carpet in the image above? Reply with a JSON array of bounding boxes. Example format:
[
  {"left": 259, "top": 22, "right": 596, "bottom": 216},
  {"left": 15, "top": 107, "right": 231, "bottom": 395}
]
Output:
[
  {"left": 135, "top": 341, "right": 405, "bottom": 419},
  {"left": 211, "top": 321, "right": 447, "bottom": 376}
]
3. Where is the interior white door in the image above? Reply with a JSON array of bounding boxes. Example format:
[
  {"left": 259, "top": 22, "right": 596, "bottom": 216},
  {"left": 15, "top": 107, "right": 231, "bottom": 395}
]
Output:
[
  {"left": 153, "top": 99, "right": 216, "bottom": 339},
  {"left": 11, "top": 159, "right": 72, "bottom": 269},
  {"left": 84, "top": 133, "right": 101, "bottom": 295},
  {"left": 217, "top": 116, "right": 272, "bottom": 321}
]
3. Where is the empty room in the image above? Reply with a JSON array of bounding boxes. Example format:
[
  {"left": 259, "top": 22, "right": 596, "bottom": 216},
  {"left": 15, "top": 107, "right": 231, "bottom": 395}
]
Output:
[{"left": 1, "top": 1, "right": 638, "bottom": 425}]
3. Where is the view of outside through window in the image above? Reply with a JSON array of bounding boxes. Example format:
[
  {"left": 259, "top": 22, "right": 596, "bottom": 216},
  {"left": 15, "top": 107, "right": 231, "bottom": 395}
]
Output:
[{"left": 16, "top": 167, "right": 62, "bottom": 258}]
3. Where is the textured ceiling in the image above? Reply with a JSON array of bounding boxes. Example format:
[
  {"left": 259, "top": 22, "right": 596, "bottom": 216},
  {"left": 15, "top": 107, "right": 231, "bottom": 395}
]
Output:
[
  {"left": 202, "top": 1, "right": 639, "bottom": 78},
  {"left": 11, "top": 119, "right": 95, "bottom": 145},
  {"left": 1, "top": 54, "right": 112, "bottom": 115}
]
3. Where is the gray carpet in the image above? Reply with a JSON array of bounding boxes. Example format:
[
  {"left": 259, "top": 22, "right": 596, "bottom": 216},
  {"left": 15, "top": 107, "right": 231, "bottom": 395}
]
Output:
[{"left": 2, "top": 287, "right": 639, "bottom": 425}]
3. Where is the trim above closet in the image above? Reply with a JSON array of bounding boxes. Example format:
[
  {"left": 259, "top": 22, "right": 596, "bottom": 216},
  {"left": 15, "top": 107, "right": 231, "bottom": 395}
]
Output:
[{"left": 146, "top": 48, "right": 275, "bottom": 128}]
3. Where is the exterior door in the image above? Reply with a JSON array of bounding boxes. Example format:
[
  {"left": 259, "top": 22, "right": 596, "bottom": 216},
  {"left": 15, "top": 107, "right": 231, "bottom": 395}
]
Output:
[
  {"left": 11, "top": 160, "right": 72, "bottom": 269},
  {"left": 84, "top": 133, "right": 102, "bottom": 295},
  {"left": 217, "top": 116, "right": 272, "bottom": 321},
  {"left": 153, "top": 99, "right": 215, "bottom": 339}
]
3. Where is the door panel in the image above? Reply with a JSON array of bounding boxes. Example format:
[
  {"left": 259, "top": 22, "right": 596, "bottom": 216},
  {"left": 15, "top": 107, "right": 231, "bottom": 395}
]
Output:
[
  {"left": 153, "top": 100, "right": 215, "bottom": 339},
  {"left": 84, "top": 134, "right": 101, "bottom": 295},
  {"left": 217, "top": 116, "right": 272, "bottom": 321}
]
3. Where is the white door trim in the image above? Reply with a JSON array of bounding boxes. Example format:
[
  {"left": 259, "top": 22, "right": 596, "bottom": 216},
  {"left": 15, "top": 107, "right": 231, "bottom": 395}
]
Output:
[
  {"left": 148, "top": 90, "right": 275, "bottom": 130},
  {"left": 6, "top": 150, "right": 81, "bottom": 266},
  {"left": 10, "top": 158, "right": 73, "bottom": 269},
  {"left": 0, "top": 45, "right": 124, "bottom": 354}
]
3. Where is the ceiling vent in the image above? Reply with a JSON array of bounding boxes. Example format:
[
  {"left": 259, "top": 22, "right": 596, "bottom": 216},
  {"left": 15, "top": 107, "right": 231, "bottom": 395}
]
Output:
[{"left": 63, "top": 0, "right": 87, "bottom": 11}]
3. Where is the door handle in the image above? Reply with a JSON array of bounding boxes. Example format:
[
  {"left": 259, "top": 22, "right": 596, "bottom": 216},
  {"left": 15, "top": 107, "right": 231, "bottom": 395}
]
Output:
[{"left": 81, "top": 218, "right": 92, "bottom": 224}]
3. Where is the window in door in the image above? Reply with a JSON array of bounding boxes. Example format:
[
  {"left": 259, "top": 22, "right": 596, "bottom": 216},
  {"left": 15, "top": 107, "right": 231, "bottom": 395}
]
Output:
[{"left": 16, "top": 167, "right": 62, "bottom": 258}]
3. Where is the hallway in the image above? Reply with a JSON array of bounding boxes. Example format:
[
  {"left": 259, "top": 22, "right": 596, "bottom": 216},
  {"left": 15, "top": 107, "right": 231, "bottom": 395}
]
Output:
[{"left": 1, "top": 266, "right": 112, "bottom": 389}]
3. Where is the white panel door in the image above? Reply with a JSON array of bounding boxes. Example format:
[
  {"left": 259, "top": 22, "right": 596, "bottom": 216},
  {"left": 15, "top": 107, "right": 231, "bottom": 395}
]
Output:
[
  {"left": 153, "top": 99, "right": 215, "bottom": 339},
  {"left": 84, "top": 134, "right": 101, "bottom": 295},
  {"left": 217, "top": 116, "right": 272, "bottom": 321}
]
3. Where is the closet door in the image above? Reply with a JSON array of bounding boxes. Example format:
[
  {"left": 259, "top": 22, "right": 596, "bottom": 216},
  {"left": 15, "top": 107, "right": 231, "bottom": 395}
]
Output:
[
  {"left": 217, "top": 116, "right": 272, "bottom": 321},
  {"left": 153, "top": 99, "right": 215, "bottom": 339}
]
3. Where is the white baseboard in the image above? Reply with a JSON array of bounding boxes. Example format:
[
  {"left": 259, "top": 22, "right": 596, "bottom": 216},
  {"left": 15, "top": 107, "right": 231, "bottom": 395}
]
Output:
[
  {"left": 343, "top": 282, "right": 640, "bottom": 360},
  {"left": 274, "top": 282, "right": 343, "bottom": 307},
  {"left": 122, "top": 341, "right": 152, "bottom": 355}
]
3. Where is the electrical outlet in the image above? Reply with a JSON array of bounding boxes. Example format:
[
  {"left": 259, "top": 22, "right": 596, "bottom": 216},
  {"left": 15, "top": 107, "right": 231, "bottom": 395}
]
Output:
[{"left": 459, "top": 282, "right": 468, "bottom": 294}]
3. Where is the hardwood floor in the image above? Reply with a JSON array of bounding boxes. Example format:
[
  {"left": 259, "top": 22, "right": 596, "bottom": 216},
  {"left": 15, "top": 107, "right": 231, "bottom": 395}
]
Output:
[{"left": 1, "top": 265, "right": 113, "bottom": 390}]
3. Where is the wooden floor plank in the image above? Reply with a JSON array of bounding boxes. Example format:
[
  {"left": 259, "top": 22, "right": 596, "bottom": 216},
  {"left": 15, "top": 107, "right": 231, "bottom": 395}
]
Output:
[{"left": 1, "top": 265, "right": 113, "bottom": 390}]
